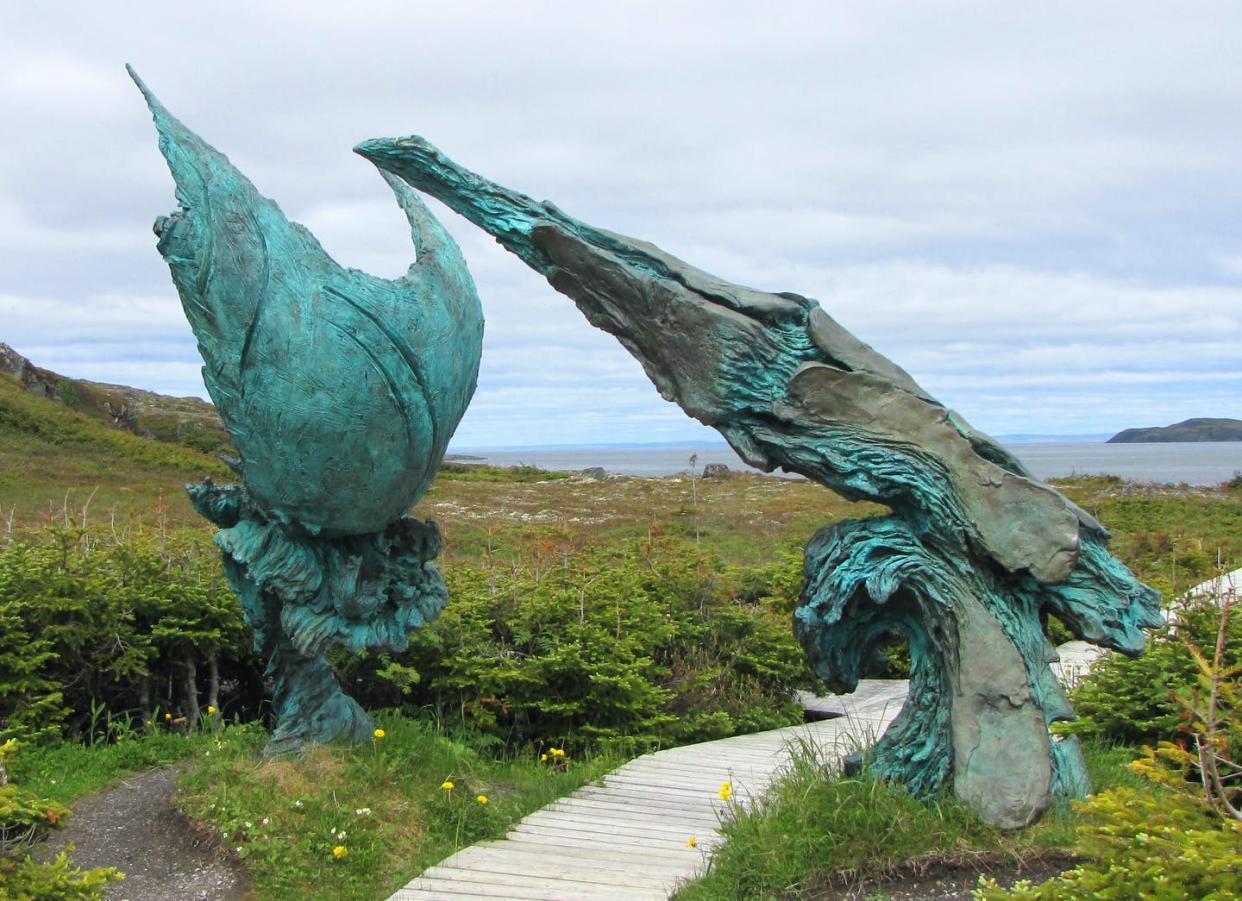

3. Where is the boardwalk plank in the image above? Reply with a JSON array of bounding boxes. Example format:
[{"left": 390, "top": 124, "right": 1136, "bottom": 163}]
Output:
[
  {"left": 511, "top": 822, "right": 715, "bottom": 846},
  {"left": 417, "top": 867, "right": 663, "bottom": 898},
  {"left": 502, "top": 831, "right": 706, "bottom": 863},
  {"left": 521, "top": 810, "right": 711, "bottom": 836}
]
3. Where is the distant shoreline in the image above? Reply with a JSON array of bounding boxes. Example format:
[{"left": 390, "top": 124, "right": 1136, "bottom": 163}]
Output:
[
  {"left": 451, "top": 434, "right": 1115, "bottom": 455},
  {"left": 446, "top": 440, "right": 1242, "bottom": 487}
]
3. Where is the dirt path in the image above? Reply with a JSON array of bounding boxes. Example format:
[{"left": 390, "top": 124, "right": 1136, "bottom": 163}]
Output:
[
  {"left": 38, "top": 764, "right": 250, "bottom": 901},
  {"left": 811, "top": 852, "right": 1076, "bottom": 899}
]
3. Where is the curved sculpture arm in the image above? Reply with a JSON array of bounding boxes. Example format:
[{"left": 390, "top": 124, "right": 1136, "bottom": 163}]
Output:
[
  {"left": 357, "top": 135, "right": 1162, "bottom": 827},
  {"left": 357, "top": 138, "right": 1118, "bottom": 587}
]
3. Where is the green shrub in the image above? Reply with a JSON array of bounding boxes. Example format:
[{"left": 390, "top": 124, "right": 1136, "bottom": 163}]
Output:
[
  {"left": 1, "top": 526, "right": 813, "bottom": 756},
  {"left": 342, "top": 538, "right": 815, "bottom": 753},
  {"left": 0, "top": 740, "right": 122, "bottom": 899},
  {"left": 976, "top": 783, "right": 1242, "bottom": 899},
  {"left": 1068, "top": 592, "right": 1242, "bottom": 749},
  {"left": 0, "top": 852, "right": 122, "bottom": 900},
  {"left": 0, "top": 529, "right": 253, "bottom": 743}
]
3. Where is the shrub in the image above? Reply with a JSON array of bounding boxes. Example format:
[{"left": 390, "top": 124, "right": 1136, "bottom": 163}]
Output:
[
  {"left": 0, "top": 528, "right": 255, "bottom": 743},
  {"left": 2, "top": 526, "right": 813, "bottom": 756},
  {"left": 1068, "top": 591, "right": 1242, "bottom": 749},
  {"left": 975, "top": 779, "right": 1242, "bottom": 899},
  {"left": 341, "top": 538, "right": 815, "bottom": 753},
  {"left": 0, "top": 739, "right": 122, "bottom": 899}
]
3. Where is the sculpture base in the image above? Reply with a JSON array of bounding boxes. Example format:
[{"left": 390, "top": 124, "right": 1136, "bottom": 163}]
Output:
[
  {"left": 188, "top": 480, "right": 447, "bottom": 756},
  {"left": 263, "top": 638, "right": 375, "bottom": 757},
  {"left": 796, "top": 515, "right": 1099, "bottom": 828}
]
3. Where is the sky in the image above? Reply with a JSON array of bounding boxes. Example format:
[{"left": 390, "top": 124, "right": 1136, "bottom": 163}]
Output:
[{"left": 1, "top": 2, "right": 1240, "bottom": 448}]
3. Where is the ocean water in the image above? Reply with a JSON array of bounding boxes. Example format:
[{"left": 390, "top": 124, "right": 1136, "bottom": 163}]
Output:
[{"left": 456, "top": 441, "right": 1242, "bottom": 487}]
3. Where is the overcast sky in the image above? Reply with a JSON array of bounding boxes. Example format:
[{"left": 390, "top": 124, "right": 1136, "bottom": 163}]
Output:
[{"left": 2, "top": 3, "right": 1240, "bottom": 448}]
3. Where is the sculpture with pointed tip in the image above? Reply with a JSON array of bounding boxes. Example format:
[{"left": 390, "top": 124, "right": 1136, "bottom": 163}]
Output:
[
  {"left": 131, "top": 71, "right": 483, "bottom": 755},
  {"left": 357, "top": 135, "right": 1162, "bottom": 828}
]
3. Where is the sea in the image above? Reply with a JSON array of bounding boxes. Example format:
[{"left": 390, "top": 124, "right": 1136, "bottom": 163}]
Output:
[{"left": 453, "top": 441, "right": 1242, "bottom": 487}]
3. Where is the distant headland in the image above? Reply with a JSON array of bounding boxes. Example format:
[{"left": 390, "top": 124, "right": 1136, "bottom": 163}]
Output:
[{"left": 1108, "top": 417, "right": 1242, "bottom": 443}]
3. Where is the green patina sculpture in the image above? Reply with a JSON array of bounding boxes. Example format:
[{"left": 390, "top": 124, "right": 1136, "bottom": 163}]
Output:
[
  {"left": 131, "top": 71, "right": 484, "bottom": 755},
  {"left": 355, "top": 136, "right": 1162, "bottom": 828}
]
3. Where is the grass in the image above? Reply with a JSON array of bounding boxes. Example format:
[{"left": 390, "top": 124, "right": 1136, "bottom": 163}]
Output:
[
  {"left": 1, "top": 369, "right": 872, "bottom": 566},
  {"left": 9, "top": 729, "right": 220, "bottom": 807},
  {"left": 0, "top": 372, "right": 227, "bottom": 529},
  {"left": 1053, "top": 475, "right": 1242, "bottom": 597},
  {"left": 175, "top": 712, "right": 620, "bottom": 900},
  {"left": 8, "top": 364, "right": 1236, "bottom": 588},
  {"left": 414, "top": 469, "right": 875, "bottom": 568},
  {"left": 673, "top": 740, "right": 1152, "bottom": 900},
  {"left": 5, "top": 717, "right": 618, "bottom": 900},
  {"left": 436, "top": 462, "right": 575, "bottom": 482}
]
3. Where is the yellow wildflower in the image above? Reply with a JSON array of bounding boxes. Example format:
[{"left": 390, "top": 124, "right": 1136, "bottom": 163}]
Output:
[
  {"left": 718, "top": 782, "right": 733, "bottom": 801},
  {"left": 476, "top": 794, "right": 489, "bottom": 805},
  {"left": 206, "top": 705, "right": 217, "bottom": 715},
  {"left": 331, "top": 845, "right": 347, "bottom": 860},
  {"left": 687, "top": 835, "right": 697, "bottom": 848},
  {"left": 441, "top": 780, "right": 455, "bottom": 791},
  {"left": 164, "top": 713, "right": 172, "bottom": 720},
  {"left": 373, "top": 728, "right": 386, "bottom": 740},
  {"left": 540, "top": 753, "right": 548, "bottom": 762}
]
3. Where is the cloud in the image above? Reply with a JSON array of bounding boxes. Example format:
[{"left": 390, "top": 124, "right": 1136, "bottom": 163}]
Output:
[{"left": 1, "top": 1, "right": 1240, "bottom": 447}]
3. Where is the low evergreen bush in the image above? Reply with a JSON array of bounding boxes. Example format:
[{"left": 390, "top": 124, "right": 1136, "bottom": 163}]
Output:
[
  {"left": 341, "top": 538, "right": 814, "bottom": 752},
  {"left": 1068, "top": 590, "right": 1242, "bottom": 754},
  {"left": 0, "top": 739, "right": 121, "bottom": 899},
  {"left": 0, "top": 528, "right": 253, "bottom": 743},
  {"left": 1, "top": 526, "right": 812, "bottom": 755}
]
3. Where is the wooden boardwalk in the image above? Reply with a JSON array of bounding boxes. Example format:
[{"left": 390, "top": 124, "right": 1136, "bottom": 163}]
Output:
[{"left": 390, "top": 681, "right": 908, "bottom": 900}]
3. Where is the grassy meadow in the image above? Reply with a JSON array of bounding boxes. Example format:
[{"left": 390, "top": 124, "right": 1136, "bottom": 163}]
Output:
[{"left": 5, "top": 366, "right": 1238, "bottom": 589}]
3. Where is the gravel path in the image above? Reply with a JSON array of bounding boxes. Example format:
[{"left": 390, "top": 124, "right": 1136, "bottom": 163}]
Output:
[{"left": 38, "top": 764, "right": 250, "bottom": 901}]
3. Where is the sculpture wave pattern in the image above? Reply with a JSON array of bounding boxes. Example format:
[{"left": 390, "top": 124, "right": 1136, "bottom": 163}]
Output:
[{"left": 356, "top": 135, "right": 1162, "bottom": 828}]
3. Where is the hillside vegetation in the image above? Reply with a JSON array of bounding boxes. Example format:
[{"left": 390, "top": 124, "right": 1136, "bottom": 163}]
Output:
[
  {"left": 1108, "top": 416, "right": 1242, "bottom": 443},
  {"left": 0, "top": 371, "right": 229, "bottom": 526},
  {"left": 0, "top": 343, "right": 230, "bottom": 453}
]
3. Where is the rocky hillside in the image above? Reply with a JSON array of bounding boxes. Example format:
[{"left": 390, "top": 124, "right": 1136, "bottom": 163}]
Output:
[
  {"left": 0, "top": 342, "right": 230, "bottom": 455},
  {"left": 1108, "top": 417, "right": 1242, "bottom": 443}
]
